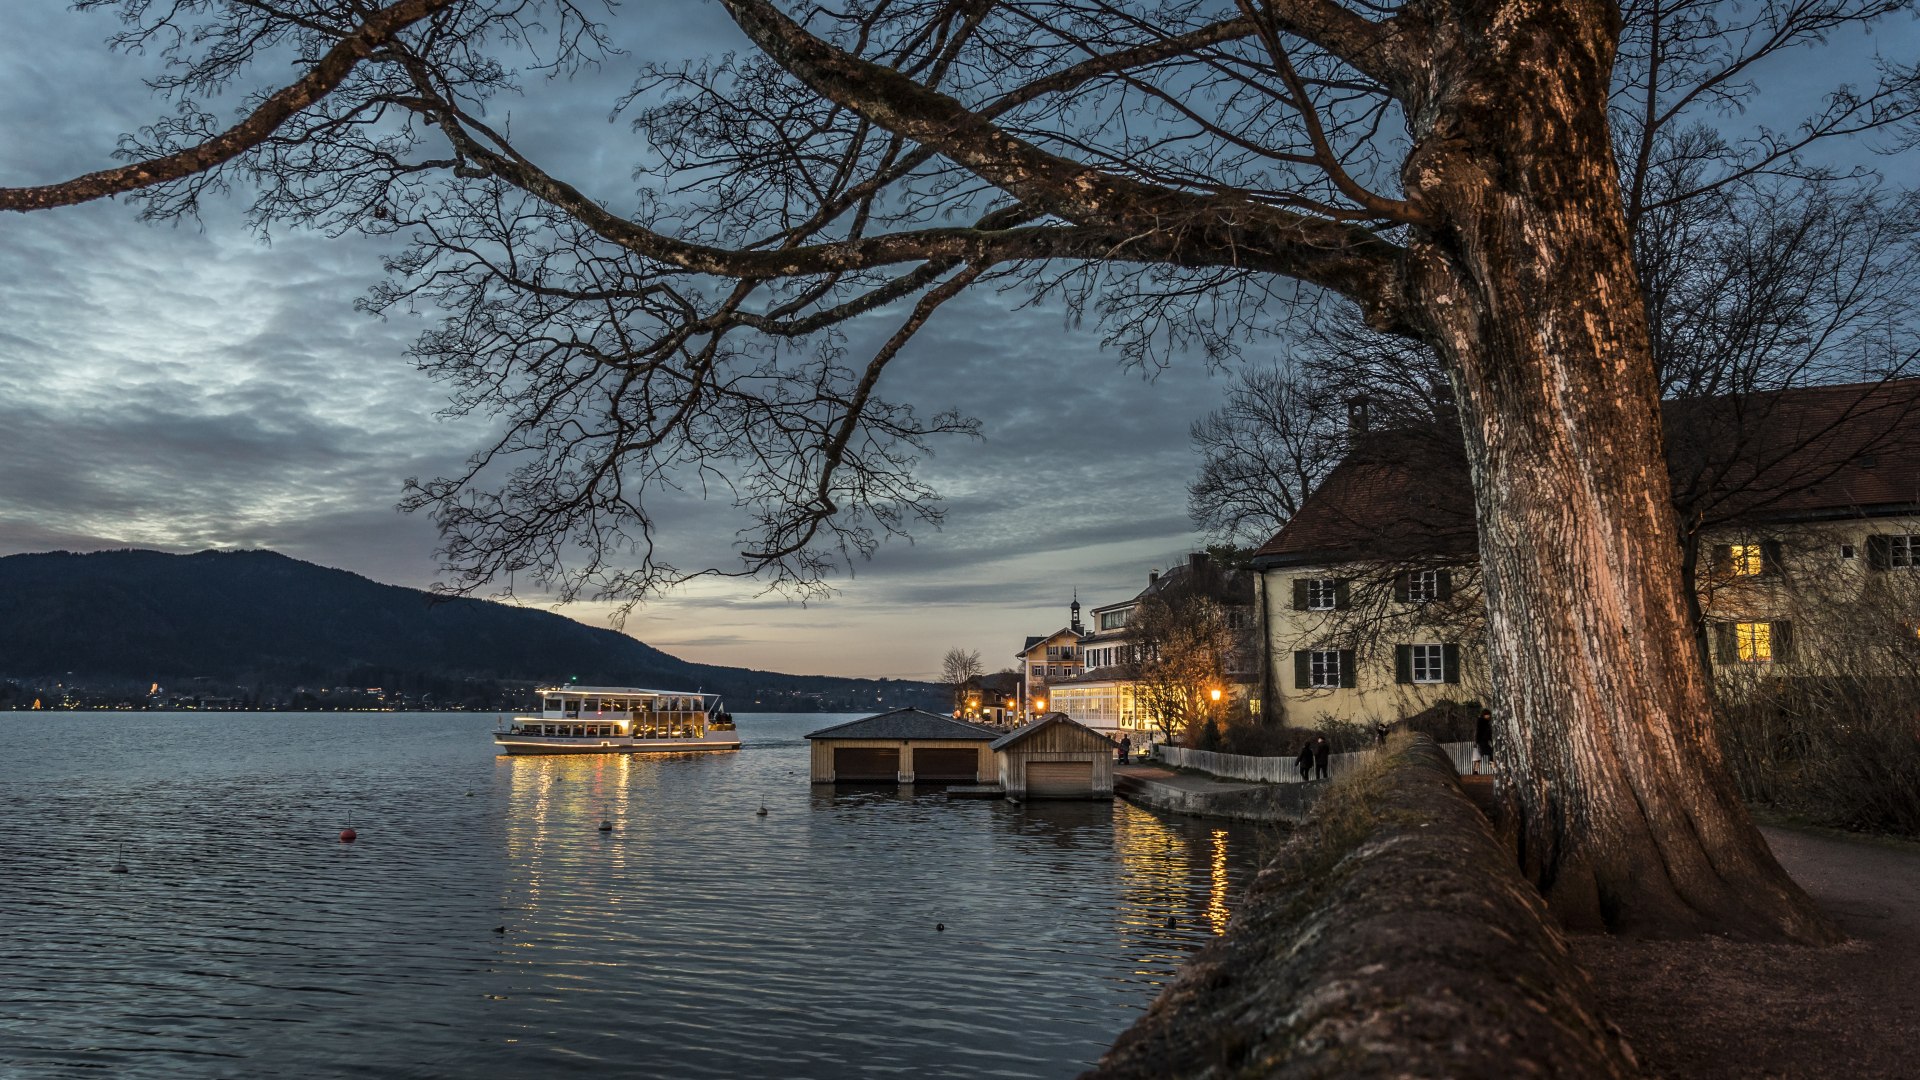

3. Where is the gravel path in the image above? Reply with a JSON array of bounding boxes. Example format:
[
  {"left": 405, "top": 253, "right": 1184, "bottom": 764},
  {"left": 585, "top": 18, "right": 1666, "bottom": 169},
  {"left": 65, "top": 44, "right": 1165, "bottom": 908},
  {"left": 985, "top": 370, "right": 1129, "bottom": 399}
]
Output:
[{"left": 1572, "top": 824, "right": 1920, "bottom": 1078}]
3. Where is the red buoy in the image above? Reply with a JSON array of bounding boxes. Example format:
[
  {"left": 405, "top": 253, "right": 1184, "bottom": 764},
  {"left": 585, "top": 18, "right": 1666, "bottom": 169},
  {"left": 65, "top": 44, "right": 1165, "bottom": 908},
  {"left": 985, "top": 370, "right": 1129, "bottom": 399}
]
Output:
[{"left": 339, "top": 828, "right": 357, "bottom": 843}]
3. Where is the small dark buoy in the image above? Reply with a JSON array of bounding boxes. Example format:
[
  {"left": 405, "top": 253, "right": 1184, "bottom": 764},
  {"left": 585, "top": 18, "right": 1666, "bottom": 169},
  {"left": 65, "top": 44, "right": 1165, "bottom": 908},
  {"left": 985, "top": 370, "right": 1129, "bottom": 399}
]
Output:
[
  {"left": 465, "top": 790, "right": 475, "bottom": 797},
  {"left": 936, "top": 923, "right": 945, "bottom": 932},
  {"left": 756, "top": 804, "right": 768, "bottom": 817},
  {"left": 598, "top": 820, "right": 612, "bottom": 832},
  {"left": 1165, "top": 915, "right": 1177, "bottom": 929},
  {"left": 493, "top": 925, "right": 506, "bottom": 934},
  {"left": 110, "top": 844, "right": 129, "bottom": 873}
]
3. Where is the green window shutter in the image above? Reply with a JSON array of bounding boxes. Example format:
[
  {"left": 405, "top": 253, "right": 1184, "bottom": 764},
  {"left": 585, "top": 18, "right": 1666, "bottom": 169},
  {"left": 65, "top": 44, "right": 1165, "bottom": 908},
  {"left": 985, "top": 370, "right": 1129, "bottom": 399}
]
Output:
[
  {"left": 1333, "top": 579, "right": 1352, "bottom": 610},
  {"left": 1294, "top": 651, "right": 1310, "bottom": 689},
  {"left": 1762, "top": 540, "right": 1784, "bottom": 575},
  {"left": 1772, "top": 620, "right": 1795, "bottom": 662},
  {"left": 1868, "top": 535, "right": 1892, "bottom": 570},
  {"left": 1292, "top": 578, "right": 1308, "bottom": 610},
  {"left": 1712, "top": 622, "right": 1737, "bottom": 664},
  {"left": 1394, "top": 645, "right": 1412, "bottom": 685},
  {"left": 1338, "top": 649, "right": 1357, "bottom": 688},
  {"left": 1437, "top": 569, "right": 1454, "bottom": 601},
  {"left": 1443, "top": 643, "right": 1461, "bottom": 684},
  {"left": 1393, "top": 574, "right": 1410, "bottom": 603}
]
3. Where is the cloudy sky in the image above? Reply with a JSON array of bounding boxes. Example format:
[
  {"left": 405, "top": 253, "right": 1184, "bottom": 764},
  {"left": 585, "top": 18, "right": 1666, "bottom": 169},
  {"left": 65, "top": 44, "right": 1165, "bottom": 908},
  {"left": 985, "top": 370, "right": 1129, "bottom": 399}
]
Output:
[
  {"left": 2, "top": 3, "right": 1912, "bottom": 682},
  {"left": 0, "top": 2, "right": 1252, "bottom": 681}
]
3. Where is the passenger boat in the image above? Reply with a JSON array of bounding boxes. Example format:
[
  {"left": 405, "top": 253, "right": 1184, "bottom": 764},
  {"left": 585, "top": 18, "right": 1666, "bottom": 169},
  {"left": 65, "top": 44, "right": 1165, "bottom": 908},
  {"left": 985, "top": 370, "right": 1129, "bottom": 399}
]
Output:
[{"left": 493, "top": 686, "right": 740, "bottom": 754}]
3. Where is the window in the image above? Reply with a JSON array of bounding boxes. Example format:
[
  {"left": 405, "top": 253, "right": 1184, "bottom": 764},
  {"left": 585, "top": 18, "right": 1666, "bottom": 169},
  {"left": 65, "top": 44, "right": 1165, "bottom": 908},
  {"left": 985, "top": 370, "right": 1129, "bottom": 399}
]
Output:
[
  {"left": 1728, "top": 543, "right": 1765, "bottom": 576},
  {"left": 1841, "top": 543, "right": 1856, "bottom": 560},
  {"left": 1309, "top": 649, "right": 1342, "bottom": 688},
  {"left": 1408, "top": 570, "right": 1439, "bottom": 603},
  {"left": 1307, "top": 579, "right": 1339, "bottom": 610},
  {"left": 1395, "top": 643, "right": 1460, "bottom": 684},
  {"left": 1735, "top": 621, "right": 1771, "bottom": 662},
  {"left": 1867, "top": 535, "right": 1918, "bottom": 569},
  {"left": 1411, "top": 643, "right": 1445, "bottom": 683}
]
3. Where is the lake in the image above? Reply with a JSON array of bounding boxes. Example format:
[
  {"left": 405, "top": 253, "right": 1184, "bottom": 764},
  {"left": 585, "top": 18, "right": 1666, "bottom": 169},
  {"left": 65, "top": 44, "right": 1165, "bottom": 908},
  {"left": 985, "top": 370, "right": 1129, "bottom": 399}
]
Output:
[{"left": 0, "top": 712, "right": 1272, "bottom": 1078}]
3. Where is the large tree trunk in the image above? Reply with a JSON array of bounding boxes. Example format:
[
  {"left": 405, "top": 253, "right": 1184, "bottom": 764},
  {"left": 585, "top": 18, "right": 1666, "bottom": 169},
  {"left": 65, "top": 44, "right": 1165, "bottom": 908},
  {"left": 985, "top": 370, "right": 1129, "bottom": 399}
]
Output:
[{"left": 1399, "top": 0, "right": 1836, "bottom": 942}]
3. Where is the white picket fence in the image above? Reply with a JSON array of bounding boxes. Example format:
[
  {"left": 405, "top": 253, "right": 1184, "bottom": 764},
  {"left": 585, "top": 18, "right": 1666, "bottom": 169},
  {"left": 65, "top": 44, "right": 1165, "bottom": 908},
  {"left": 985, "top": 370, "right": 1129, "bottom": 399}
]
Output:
[{"left": 1155, "top": 741, "right": 1479, "bottom": 783}]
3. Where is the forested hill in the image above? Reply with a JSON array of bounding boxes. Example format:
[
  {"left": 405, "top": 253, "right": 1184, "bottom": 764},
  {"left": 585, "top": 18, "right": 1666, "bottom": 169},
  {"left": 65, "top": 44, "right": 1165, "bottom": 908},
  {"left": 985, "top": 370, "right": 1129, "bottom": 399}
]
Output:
[{"left": 0, "top": 549, "right": 942, "bottom": 711}]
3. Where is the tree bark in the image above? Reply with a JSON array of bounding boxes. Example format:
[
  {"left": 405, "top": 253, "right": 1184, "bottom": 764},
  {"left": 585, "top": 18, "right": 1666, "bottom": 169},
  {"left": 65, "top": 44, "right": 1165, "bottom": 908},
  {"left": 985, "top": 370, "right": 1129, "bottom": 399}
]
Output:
[{"left": 1399, "top": 0, "right": 1836, "bottom": 942}]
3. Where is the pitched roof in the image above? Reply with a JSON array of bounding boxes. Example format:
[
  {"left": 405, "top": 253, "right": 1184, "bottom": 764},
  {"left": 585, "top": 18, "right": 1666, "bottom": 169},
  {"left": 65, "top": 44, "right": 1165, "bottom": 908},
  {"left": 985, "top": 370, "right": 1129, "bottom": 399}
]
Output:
[
  {"left": 991, "top": 712, "right": 1117, "bottom": 751},
  {"left": 1255, "top": 379, "right": 1920, "bottom": 568},
  {"left": 1019, "top": 627, "right": 1079, "bottom": 655},
  {"left": 804, "top": 708, "right": 1001, "bottom": 741},
  {"left": 962, "top": 671, "right": 1022, "bottom": 696}
]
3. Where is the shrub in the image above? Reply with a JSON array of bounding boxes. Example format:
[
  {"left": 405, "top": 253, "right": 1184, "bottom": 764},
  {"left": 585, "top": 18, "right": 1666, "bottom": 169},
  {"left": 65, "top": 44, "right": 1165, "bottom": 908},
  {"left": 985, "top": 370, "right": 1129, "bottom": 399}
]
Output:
[{"left": 1718, "top": 677, "right": 1920, "bottom": 836}]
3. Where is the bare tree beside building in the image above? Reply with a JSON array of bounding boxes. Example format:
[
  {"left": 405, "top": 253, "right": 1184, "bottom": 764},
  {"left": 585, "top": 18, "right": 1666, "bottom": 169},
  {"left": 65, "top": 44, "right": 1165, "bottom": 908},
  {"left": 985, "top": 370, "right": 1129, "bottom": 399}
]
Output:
[{"left": 940, "top": 648, "right": 984, "bottom": 709}]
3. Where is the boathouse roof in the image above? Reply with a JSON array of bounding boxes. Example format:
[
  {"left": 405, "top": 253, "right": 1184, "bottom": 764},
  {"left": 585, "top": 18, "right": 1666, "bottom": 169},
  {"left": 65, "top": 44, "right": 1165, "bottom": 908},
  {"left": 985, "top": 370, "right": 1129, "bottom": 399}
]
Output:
[
  {"left": 804, "top": 708, "right": 1001, "bottom": 741},
  {"left": 991, "top": 713, "right": 1116, "bottom": 751}
]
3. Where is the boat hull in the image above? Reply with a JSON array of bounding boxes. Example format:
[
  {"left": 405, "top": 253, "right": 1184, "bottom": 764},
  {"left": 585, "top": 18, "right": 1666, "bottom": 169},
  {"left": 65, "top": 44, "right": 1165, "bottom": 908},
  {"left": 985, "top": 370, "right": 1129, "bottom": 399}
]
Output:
[{"left": 494, "top": 732, "right": 741, "bottom": 755}]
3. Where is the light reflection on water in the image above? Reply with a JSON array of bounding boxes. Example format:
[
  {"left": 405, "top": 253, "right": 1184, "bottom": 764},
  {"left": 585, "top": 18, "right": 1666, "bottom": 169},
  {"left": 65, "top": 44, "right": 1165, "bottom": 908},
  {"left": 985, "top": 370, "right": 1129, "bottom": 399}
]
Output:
[{"left": 0, "top": 712, "right": 1270, "bottom": 1078}]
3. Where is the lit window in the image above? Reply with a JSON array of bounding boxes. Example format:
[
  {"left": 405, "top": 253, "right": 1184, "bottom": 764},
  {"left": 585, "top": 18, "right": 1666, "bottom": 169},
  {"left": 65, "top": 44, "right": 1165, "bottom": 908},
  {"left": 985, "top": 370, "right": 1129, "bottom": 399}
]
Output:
[
  {"left": 1309, "top": 650, "right": 1342, "bottom": 688},
  {"left": 1735, "top": 622, "right": 1772, "bottom": 662},
  {"left": 1408, "top": 570, "right": 1439, "bottom": 603},
  {"left": 1306, "top": 579, "right": 1339, "bottom": 610},
  {"left": 1411, "top": 643, "right": 1445, "bottom": 683},
  {"left": 1729, "top": 544, "right": 1765, "bottom": 576}
]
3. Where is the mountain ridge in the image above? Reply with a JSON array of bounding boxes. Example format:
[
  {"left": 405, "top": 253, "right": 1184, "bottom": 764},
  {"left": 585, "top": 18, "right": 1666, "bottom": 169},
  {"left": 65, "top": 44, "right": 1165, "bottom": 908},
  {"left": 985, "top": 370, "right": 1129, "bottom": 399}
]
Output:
[{"left": 0, "top": 548, "right": 941, "bottom": 711}]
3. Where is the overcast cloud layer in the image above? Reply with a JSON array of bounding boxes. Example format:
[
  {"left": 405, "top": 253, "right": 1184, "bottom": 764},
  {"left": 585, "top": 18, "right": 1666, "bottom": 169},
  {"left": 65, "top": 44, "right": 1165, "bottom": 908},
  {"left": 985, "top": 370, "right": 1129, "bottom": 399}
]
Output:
[{"left": 0, "top": 2, "right": 1253, "bottom": 680}]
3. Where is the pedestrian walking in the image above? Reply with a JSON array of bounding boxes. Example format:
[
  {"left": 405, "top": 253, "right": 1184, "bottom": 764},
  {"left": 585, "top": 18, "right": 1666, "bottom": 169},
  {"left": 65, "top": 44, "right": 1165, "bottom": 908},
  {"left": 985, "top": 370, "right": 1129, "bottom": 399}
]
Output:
[
  {"left": 1474, "top": 708, "right": 1495, "bottom": 774},
  {"left": 1374, "top": 721, "right": 1388, "bottom": 747},
  {"left": 1118, "top": 735, "right": 1132, "bottom": 763},
  {"left": 1313, "top": 735, "right": 1330, "bottom": 781},
  {"left": 1295, "top": 742, "right": 1313, "bottom": 783}
]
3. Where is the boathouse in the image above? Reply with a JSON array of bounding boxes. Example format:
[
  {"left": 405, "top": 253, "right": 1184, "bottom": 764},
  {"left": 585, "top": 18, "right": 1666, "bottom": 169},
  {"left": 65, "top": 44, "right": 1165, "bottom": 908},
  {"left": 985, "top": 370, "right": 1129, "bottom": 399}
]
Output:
[
  {"left": 806, "top": 709, "right": 1001, "bottom": 784},
  {"left": 992, "top": 714, "right": 1116, "bottom": 800}
]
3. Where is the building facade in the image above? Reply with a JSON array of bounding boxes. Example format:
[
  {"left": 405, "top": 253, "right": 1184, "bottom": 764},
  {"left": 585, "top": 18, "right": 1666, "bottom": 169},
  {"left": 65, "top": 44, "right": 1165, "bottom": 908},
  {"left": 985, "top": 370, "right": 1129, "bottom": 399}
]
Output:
[{"left": 1252, "top": 380, "right": 1920, "bottom": 728}]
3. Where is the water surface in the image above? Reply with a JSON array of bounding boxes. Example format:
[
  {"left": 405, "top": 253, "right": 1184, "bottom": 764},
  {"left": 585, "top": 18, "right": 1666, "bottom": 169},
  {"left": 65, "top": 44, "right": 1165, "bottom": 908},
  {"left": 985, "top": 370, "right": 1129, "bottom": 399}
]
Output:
[{"left": 0, "top": 712, "right": 1270, "bottom": 1078}]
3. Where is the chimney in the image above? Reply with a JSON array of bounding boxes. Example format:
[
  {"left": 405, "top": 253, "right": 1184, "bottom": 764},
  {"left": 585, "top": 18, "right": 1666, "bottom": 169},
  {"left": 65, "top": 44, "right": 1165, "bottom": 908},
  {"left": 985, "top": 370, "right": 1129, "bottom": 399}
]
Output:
[
  {"left": 1346, "top": 394, "right": 1371, "bottom": 438},
  {"left": 1148, "top": 569, "right": 1160, "bottom": 587},
  {"left": 1188, "top": 551, "right": 1208, "bottom": 571}
]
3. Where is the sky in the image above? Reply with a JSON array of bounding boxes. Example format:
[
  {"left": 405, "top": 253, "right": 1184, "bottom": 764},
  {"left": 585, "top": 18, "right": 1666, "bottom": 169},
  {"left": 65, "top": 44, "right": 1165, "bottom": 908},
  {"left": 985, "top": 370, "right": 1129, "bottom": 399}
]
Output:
[
  {"left": 0, "top": 2, "right": 1240, "bottom": 681},
  {"left": 1, "top": 3, "right": 1913, "bottom": 682}
]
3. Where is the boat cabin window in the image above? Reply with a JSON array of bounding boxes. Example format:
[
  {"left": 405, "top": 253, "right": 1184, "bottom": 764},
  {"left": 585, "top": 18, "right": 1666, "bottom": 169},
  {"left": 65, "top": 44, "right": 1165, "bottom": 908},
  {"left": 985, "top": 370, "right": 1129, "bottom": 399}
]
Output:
[
  {"left": 563, "top": 698, "right": 580, "bottom": 717},
  {"left": 542, "top": 695, "right": 562, "bottom": 713}
]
